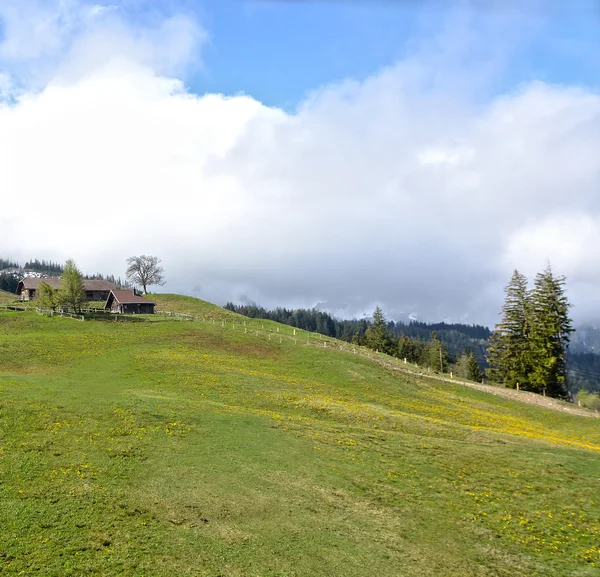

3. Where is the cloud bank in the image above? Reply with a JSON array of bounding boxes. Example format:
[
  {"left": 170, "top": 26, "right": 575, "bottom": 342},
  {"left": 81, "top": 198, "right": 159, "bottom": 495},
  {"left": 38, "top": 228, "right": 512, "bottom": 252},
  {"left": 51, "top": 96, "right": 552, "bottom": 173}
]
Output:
[{"left": 1, "top": 1, "right": 599, "bottom": 326}]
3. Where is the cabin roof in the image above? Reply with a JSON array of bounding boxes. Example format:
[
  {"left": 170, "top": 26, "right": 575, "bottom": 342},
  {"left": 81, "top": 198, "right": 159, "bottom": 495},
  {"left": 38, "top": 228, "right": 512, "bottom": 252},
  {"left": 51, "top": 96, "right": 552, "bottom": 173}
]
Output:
[
  {"left": 18, "top": 278, "right": 116, "bottom": 291},
  {"left": 107, "top": 290, "right": 155, "bottom": 305}
]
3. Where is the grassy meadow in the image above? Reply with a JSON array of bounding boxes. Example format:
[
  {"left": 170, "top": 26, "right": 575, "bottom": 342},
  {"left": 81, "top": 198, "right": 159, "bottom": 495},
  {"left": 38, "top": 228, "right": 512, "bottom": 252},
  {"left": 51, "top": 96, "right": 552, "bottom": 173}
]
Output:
[
  {"left": 0, "top": 289, "right": 16, "bottom": 304},
  {"left": 1, "top": 296, "right": 599, "bottom": 576}
]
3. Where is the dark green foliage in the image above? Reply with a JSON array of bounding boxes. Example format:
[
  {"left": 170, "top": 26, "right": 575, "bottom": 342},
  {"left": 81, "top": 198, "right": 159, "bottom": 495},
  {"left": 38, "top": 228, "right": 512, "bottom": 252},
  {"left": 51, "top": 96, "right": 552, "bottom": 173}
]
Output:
[
  {"left": 398, "top": 335, "right": 426, "bottom": 364},
  {"left": 486, "top": 270, "right": 531, "bottom": 389},
  {"left": 364, "top": 306, "right": 395, "bottom": 354},
  {"left": 0, "top": 258, "right": 19, "bottom": 270},
  {"left": 528, "top": 266, "right": 573, "bottom": 398},
  {"left": 0, "top": 273, "right": 18, "bottom": 293},
  {"left": 23, "top": 259, "right": 64, "bottom": 273},
  {"left": 487, "top": 267, "right": 573, "bottom": 399},
  {"left": 83, "top": 273, "right": 131, "bottom": 289}
]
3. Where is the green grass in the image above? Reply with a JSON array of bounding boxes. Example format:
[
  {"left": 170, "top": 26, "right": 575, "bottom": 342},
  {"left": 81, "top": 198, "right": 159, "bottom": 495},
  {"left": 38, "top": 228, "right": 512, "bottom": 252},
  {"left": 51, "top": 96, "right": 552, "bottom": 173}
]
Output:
[
  {"left": 0, "top": 289, "right": 17, "bottom": 303},
  {"left": 149, "top": 293, "right": 243, "bottom": 321},
  {"left": 1, "top": 300, "right": 599, "bottom": 576}
]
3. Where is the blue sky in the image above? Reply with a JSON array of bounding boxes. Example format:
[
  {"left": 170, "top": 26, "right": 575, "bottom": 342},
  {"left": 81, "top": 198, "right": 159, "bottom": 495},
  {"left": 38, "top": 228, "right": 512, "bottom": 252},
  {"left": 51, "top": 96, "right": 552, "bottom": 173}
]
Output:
[{"left": 149, "top": 0, "right": 600, "bottom": 107}]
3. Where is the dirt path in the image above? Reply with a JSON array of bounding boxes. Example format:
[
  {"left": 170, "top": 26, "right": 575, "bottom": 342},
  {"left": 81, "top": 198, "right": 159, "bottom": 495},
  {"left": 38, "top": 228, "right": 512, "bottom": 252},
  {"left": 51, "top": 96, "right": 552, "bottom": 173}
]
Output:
[{"left": 366, "top": 354, "right": 598, "bottom": 419}]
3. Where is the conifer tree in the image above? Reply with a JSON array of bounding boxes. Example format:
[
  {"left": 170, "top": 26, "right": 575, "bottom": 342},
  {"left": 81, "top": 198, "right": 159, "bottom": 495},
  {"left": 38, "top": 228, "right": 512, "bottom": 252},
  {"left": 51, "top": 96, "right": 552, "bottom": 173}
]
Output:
[
  {"left": 365, "top": 306, "right": 394, "bottom": 354},
  {"left": 527, "top": 265, "right": 573, "bottom": 398},
  {"left": 486, "top": 270, "right": 531, "bottom": 389},
  {"left": 466, "top": 351, "right": 483, "bottom": 382},
  {"left": 398, "top": 335, "right": 420, "bottom": 364}
]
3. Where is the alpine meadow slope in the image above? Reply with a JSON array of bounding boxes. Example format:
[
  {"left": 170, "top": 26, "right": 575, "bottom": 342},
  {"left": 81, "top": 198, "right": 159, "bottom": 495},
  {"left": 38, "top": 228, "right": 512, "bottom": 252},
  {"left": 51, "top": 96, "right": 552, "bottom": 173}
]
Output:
[{"left": 0, "top": 296, "right": 599, "bottom": 576}]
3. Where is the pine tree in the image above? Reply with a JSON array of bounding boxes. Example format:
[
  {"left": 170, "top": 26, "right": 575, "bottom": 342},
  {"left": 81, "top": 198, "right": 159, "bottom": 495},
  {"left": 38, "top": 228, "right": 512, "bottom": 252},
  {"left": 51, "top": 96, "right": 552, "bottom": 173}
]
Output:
[
  {"left": 527, "top": 265, "right": 573, "bottom": 398},
  {"left": 466, "top": 351, "right": 483, "bottom": 382},
  {"left": 398, "top": 335, "right": 418, "bottom": 363},
  {"left": 365, "top": 306, "right": 394, "bottom": 354},
  {"left": 486, "top": 270, "right": 531, "bottom": 389},
  {"left": 59, "top": 259, "right": 86, "bottom": 313}
]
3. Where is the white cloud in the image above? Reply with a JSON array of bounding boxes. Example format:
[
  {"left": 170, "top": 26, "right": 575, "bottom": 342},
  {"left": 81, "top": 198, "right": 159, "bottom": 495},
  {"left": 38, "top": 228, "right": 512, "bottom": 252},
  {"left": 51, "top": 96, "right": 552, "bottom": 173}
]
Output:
[
  {"left": 0, "top": 0, "right": 206, "bottom": 89},
  {"left": 0, "top": 3, "right": 599, "bottom": 325}
]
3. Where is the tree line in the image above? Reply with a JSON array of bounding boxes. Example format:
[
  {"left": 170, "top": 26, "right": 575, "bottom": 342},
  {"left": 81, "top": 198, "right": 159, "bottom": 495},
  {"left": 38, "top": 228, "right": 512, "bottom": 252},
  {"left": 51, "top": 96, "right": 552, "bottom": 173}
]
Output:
[{"left": 227, "top": 265, "right": 596, "bottom": 401}]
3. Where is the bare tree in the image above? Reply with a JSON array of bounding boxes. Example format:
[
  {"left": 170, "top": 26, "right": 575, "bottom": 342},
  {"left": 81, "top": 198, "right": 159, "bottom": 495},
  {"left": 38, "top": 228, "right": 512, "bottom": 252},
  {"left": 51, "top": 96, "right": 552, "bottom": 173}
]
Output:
[{"left": 126, "top": 255, "right": 165, "bottom": 294}]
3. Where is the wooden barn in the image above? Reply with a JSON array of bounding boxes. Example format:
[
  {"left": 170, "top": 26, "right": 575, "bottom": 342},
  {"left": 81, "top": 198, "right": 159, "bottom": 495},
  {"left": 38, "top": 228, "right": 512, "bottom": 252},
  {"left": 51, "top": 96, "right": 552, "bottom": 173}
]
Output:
[
  {"left": 105, "top": 290, "right": 155, "bottom": 314},
  {"left": 17, "top": 278, "right": 116, "bottom": 301}
]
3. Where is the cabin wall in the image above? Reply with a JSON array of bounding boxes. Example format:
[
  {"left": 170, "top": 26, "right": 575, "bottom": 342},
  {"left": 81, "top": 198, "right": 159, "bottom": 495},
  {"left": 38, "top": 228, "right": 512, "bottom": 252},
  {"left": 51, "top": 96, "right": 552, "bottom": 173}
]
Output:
[{"left": 20, "top": 288, "right": 35, "bottom": 301}]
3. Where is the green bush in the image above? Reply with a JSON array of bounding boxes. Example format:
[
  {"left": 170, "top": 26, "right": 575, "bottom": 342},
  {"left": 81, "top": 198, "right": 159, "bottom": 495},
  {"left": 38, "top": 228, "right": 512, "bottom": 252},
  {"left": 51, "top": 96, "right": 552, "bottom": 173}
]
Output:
[{"left": 577, "top": 390, "right": 600, "bottom": 411}]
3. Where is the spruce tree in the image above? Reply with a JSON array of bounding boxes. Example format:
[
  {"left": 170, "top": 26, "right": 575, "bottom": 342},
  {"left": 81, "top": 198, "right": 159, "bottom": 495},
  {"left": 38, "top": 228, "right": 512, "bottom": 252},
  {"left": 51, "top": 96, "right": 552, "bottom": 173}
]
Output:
[
  {"left": 486, "top": 270, "right": 531, "bottom": 389},
  {"left": 365, "top": 306, "right": 394, "bottom": 354},
  {"left": 527, "top": 265, "right": 573, "bottom": 398},
  {"left": 466, "top": 351, "right": 483, "bottom": 382},
  {"left": 398, "top": 335, "right": 417, "bottom": 363}
]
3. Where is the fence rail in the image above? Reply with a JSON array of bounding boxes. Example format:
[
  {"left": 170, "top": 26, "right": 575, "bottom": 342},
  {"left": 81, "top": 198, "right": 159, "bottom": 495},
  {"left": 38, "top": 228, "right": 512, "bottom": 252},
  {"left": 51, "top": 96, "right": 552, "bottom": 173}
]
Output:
[
  {"left": 35, "top": 308, "right": 85, "bottom": 321},
  {"left": 0, "top": 304, "right": 26, "bottom": 312},
  {"left": 156, "top": 310, "right": 194, "bottom": 321}
]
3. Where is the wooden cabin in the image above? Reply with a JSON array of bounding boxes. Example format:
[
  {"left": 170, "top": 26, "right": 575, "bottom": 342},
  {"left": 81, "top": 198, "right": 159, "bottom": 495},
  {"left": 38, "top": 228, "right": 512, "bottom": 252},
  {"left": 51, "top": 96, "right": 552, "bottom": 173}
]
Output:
[
  {"left": 105, "top": 290, "right": 155, "bottom": 314},
  {"left": 16, "top": 278, "right": 116, "bottom": 301}
]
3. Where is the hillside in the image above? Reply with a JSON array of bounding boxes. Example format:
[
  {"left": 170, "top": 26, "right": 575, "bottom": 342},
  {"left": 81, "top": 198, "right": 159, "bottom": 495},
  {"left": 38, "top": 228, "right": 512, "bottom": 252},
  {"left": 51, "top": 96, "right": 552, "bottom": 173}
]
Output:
[
  {"left": 1, "top": 298, "right": 599, "bottom": 576},
  {"left": 0, "top": 289, "right": 16, "bottom": 303}
]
